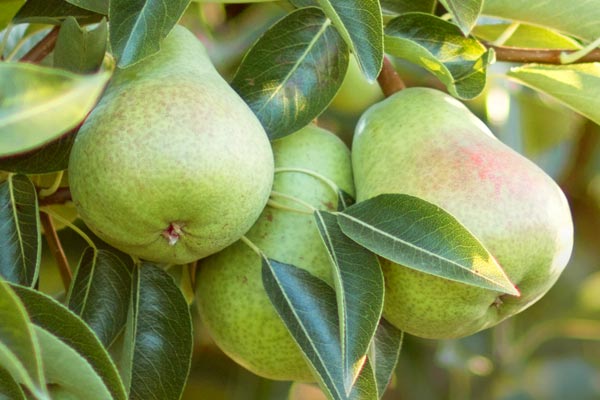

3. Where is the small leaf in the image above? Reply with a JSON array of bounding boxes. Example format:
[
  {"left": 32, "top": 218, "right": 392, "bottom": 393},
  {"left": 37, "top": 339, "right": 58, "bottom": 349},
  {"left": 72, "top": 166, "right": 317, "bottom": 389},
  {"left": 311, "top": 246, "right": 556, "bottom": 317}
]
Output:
[
  {"left": 0, "top": 63, "right": 110, "bottom": 157},
  {"left": 232, "top": 7, "right": 348, "bottom": 140},
  {"left": 337, "top": 194, "right": 520, "bottom": 296},
  {"left": 65, "top": 0, "right": 108, "bottom": 14},
  {"left": 0, "top": 365, "right": 26, "bottom": 400},
  {"left": 508, "top": 63, "right": 600, "bottom": 127},
  {"left": 370, "top": 320, "right": 403, "bottom": 398},
  {"left": 472, "top": 23, "right": 581, "bottom": 49},
  {"left": 67, "top": 248, "right": 133, "bottom": 348},
  {"left": 380, "top": 0, "right": 436, "bottom": 14},
  {"left": 9, "top": 284, "right": 127, "bottom": 400},
  {"left": 0, "top": 132, "right": 76, "bottom": 174},
  {"left": 438, "top": 0, "right": 483, "bottom": 35},
  {"left": 13, "top": 0, "right": 102, "bottom": 24},
  {"left": 483, "top": 0, "right": 600, "bottom": 41},
  {"left": 54, "top": 17, "right": 108, "bottom": 73},
  {"left": 314, "top": 210, "right": 384, "bottom": 395},
  {"left": 337, "top": 190, "right": 355, "bottom": 211},
  {"left": 34, "top": 326, "right": 112, "bottom": 400},
  {"left": 121, "top": 263, "right": 192, "bottom": 400},
  {"left": 385, "top": 12, "right": 493, "bottom": 100},
  {"left": 0, "top": 279, "right": 47, "bottom": 399},
  {"left": 0, "top": 0, "right": 25, "bottom": 30},
  {"left": 109, "top": 0, "right": 191, "bottom": 68},
  {"left": 262, "top": 256, "right": 346, "bottom": 400},
  {"left": 0, "top": 175, "right": 40, "bottom": 286},
  {"left": 313, "top": 0, "right": 384, "bottom": 81}
]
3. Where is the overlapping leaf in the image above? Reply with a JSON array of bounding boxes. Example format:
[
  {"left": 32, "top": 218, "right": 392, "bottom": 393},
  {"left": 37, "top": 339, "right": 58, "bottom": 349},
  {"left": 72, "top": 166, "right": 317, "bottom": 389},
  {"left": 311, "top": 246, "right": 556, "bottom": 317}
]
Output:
[
  {"left": 508, "top": 63, "right": 600, "bottom": 126},
  {"left": 13, "top": 0, "right": 102, "bottom": 24},
  {"left": 0, "top": 366, "right": 26, "bottom": 400},
  {"left": 0, "top": 133, "right": 76, "bottom": 174},
  {"left": 438, "top": 0, "right": 483, "bottom": 35},
  {"left": 54, "top": 17, "right": 108, "bottom": 73},
  {"left": 0, "top": 63, "right": 110, "bottom": 157},
  {"left": 121, "top": 263, "right": 192, "bottom": 400},
  {"left": 0, "top": 0, "right": 25, "bottom": 30},
  {"left": 380, "top": 0, "right": 436, "bottom": 14},
  {"left": 0, "top": 175, "right": 40, "bottom": 286},
  {"left": 232, "top": 7, "right": 348, "bottom": 140},
  {"left": 337, "top": 194, "right": 519, "bottom": 295},
  {"left": 65, "top": 0, "right": 108, "bottom": 14},
  {"left": 473, "top": 23, "right": 581, "bottom": 49},
  {"left": 385, "top": 12, "right": 493, "bottom": 99},
  {"left": 370, "top": 320, "right": 403, "bottom": 398}
]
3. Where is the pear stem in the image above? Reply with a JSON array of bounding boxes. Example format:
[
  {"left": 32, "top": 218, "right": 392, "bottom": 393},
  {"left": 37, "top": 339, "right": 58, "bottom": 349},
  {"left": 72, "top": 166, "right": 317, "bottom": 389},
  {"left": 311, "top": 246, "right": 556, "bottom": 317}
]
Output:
[
  {"left": 269, "top": 191, "right": 316, "bottom": 213},
  {"left": 487, "top": 43, "right": 600, "bottom": 64},
  {"left": 267, "top": 200, "right": 313, "bottom": 215},
  {"left": 39, "top": 211, "right": 72, "bottom": 290},
  {"left": 240, "top": 235, "right": 263, "bottom": 258},
  {"left": 38, "top": 187, "right": 72, "bottom": 206},
  {"left": 40, "top": 206, "right": 97, "bottom": 251},
  {"left": 274, "top": 167, "right": 339, "bottom": 198},
  {"left": 38, "top": 171, "right": 64, "bottom": 198},
  {"left": 20, "top": 25, "right": 61, "bottom": 63},
  {"left": 377, "top": 56, "right": 406, "bottom": 97}
]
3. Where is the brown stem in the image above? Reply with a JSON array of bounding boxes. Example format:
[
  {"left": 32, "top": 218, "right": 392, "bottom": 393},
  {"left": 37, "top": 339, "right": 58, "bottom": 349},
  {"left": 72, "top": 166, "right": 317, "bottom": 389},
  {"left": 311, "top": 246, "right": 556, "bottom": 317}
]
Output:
[
  {"left": 488, "top": 43, "right": 600, "bottom": 64},
  {"left": 38, "top": 187, "right": 72, "bottom": 206},
  {"left": 40, "top": 211, "right": 72, "bottom": 290},
  {"left": 20, "top": 25, "right": 61, "bottom": 63},
  {"left": 377, "top": 56, "right": 405, "bottom": 97}
]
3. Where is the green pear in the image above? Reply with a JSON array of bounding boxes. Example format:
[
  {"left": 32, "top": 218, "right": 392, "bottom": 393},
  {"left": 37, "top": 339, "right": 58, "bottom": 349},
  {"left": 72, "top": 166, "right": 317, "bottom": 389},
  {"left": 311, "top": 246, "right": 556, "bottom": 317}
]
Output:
[
  {"left": 352, "top": 87, "right": 573, "bottom": 339},
  {"left": 68, "top": 25, "right": 274, "bottom": 264},
  {"left": 195, "top": 125, "right": 354, "bottom": 381},
  {"left": 330, "top": 57, "right": 384, "bottom": 115}
]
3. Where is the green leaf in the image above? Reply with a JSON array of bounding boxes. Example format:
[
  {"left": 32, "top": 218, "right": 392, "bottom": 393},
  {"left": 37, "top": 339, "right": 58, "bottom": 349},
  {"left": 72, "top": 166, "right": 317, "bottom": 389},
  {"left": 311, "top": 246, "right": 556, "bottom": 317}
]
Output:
[
  {"left": 9, "top": 284, "right": 127, "bottom": 400},
  {"left": 0, "top": 366, "right": 26, "bottom": 400},
  {"left": 54, "top": 17, "right": 108, "bottom": 73},
  {"left": 231, "top": 7, "right": 348, "bottom": 140},
  {"left": 34, "top": 326, "right": 112, "bottom": 400},
  {"left": 314, "top": 210, "right": 384, "bottom": 395},
  {"left": 385, "top": 12, "right": 493, "bottom": 100},
  {"left": 380, "top": 0, "right": 436, "bottom": 14},
  {"left": 0, "top": 63, "right": 110, "bottom": 157},
  {"left": 438, "top": 0, "right": 483, "bottom": 35},
  {"left": 313, "top": 0, "right": 383, "bottom": 82},
  {"left": 0, "top": 175, "right": 40, "bottom": 287},
  {"left": 0, "top": 280, "right": 47, "bottom": 399},
  {"left": 65, "top": 0, "right": 107, "bottom": 14},
  {"left": 0, "top": 0, "right": 25, "bottom": 30},
  {"left": 67, "top": 248, "right": 133, "bottom": 348},
  {"left": 121, "top": 263, "right": 192, "bottom": 400},
  {"left": 472, "top": 23, "right": 581, "bottom": 49},
  {"left": 348, "top": 360, "right": 377, "bottom": 400},
  {"left": 337, "top": 194, "right": 520, "bottom": 296},
  {"left": 109, "top": 0, "right": 191, "bottom": 68},
  {"left": 370, "top": 320, "right": 402, "bottom": 398},
  {"left": 262, "top": 256, "right": 346, "bottom": 400},
  {"left": 508, "top": 63, "right": 600, "bottom": 127},
  {"left": 13, "top": 0, "right": 102, "bottom": 24},
  {"left": 0, "top": 133, "right": 76, "bottom": 174},
  {"left": 483, "top": 0, "right": 600, "bottom": 41}
]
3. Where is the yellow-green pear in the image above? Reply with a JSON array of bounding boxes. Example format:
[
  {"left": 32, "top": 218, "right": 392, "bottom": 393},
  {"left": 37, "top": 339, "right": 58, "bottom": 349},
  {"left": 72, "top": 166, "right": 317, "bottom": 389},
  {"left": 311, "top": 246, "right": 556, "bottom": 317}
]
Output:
[
  {"left": 352, "top": 87, "right": 573, "bottom": 339},
  {"left": 68, "top": 25, "right": 274, "bottom": 264},
  {"left": 330, "top": 57, "right": 383, "bottom": 114},
  {"left": 195, "top": 125, "right": 354, "bottom": 381}
]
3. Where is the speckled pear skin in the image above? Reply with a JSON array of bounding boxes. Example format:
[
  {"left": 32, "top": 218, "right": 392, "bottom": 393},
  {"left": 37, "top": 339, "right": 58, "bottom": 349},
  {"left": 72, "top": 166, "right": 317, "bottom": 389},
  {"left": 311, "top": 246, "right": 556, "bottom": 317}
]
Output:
[
  {"left": 352, "top": 88, "right": 573, "bottom": 339},
  {"left": 68, "top": 26, "right": 274, "bottom": 264},
  {"left": 196, "top": 125, "right": 354, "bottom": 381}
]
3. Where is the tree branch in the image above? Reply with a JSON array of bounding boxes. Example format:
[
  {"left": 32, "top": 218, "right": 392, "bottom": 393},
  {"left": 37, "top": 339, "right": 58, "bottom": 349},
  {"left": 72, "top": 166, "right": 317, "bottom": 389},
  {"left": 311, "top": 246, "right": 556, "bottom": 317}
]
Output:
[
  {"left": 39, "top": 187, "right": 72, "bottom": 206},
  {"left": 377, "top": 56, "right": 405, "bottom": 97},
  {"left": 20, "top": 25, "right": 60, "bottom": 63},
  {"left": 40, "top": 211, "right": 72, "bottom": 290},
  {"left": 488, "top": 43, "right": 600, "bottom": 64}
]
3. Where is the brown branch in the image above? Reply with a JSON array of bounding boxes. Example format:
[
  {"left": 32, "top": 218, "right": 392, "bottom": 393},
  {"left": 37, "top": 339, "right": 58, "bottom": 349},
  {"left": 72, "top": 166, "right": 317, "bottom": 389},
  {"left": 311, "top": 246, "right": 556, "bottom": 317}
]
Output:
[
  {"left": 40, "top": 211, "right": 72, "bottom": 290},
  {"left": 377, "top": 56, "right": 405, "bottom": 98},
  {"left": 20, "top": 25, "right": 61, "bottom": 63},
  {"left": 487, "top": 43, "right": 600, "bottom": 64},
  {"left": 38, "top": 187, "right": 72, "bottom": 206}
]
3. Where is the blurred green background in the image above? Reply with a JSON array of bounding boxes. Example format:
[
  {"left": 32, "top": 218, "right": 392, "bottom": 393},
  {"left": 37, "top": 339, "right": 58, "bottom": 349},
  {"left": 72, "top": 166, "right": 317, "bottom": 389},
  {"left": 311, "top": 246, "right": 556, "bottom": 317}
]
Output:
[{"left": 36, "top": 3, "right": 600, "bottom": 399}]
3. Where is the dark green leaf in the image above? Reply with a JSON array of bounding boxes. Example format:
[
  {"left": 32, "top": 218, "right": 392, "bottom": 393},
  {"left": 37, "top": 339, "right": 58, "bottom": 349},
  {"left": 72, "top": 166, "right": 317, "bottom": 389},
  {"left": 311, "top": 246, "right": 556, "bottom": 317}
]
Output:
[
  {"left": 0, "top": 63, "right": 110, "bottom": 157},
  {"left": 262, "top": 256, "right": 346, "bottom": 400},
  {"left": 337, "top": 194, "right": 519, "bottom": 295},
  {"left": 371, "top": 319, "right": 402, "bottom": 398},
  {"left": 109, "top": 0, "right": 191, "bottom": 68},
  {"left": 337, "top": 190, "right": 355, "bottom": 211},
  {"left": 380, "top": 0, "right": 436, "bottom": 14},
  {"left": 0, "top": 0, "right": 25, "bottom": 30},
  {"left": 0, "top": 280, "right": 46, "bottom": 399},
  {"left": 232, "top": 7, "right": 348, "bottom": 140},
  {"left": 0, "top": 366, "right": 26, "bottom": 400},
  {"left": 348, "top": 360, "right": 377, "bottom": 400},
  {"left": 65, "top": 0, "right": 107, "bottom": 14},
  {"left": 316, "top": 0, "right": 383, "bottom": 81},
  {"left": 0, "top": 175, "right": 40, "bottom": 286},
  {"left": 384, "top": 12, "right": 493, "bottom": 99},
  {"left": 34, "top": 326, "right": 112, "bottom": 399},
  {"left": 54, "top": 17, "right": 108, "bottom": 73},
  {"left": 9, "top": 284, "right": 127, "bottom": 400},
  {"left": 314, "top": 210, "right": 383, "bottom": 394},
  {"left": 121, "top": 263, "right": 192, "bottom": 400},
  {"left": 508, "top": 64, "right": 600, "bottom": 126},
  {"left": 67, "top": 248, "right": 133, "bottom": 348},
  {"left": 13, "top": 0, "right": 102, "bottom": 24},
  {"left": 0, "top": 132, "right": 76, "bottom": 174},
  {"left": 438, "top": 0, "right": 483, "bottom": 35},
  {"left": 483, "top": 0, "right": 600, "bottom": 41}
]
